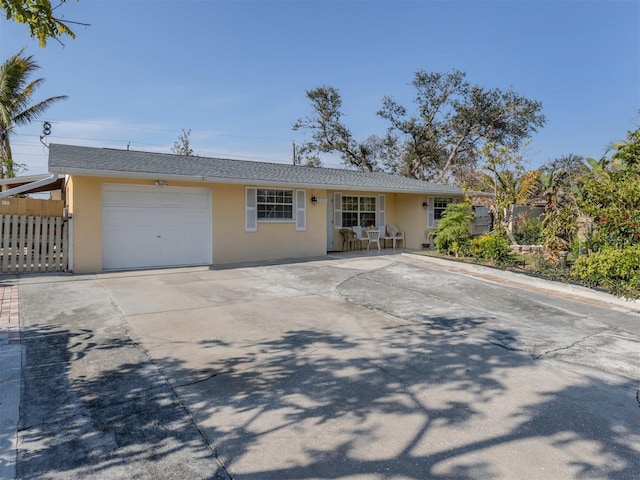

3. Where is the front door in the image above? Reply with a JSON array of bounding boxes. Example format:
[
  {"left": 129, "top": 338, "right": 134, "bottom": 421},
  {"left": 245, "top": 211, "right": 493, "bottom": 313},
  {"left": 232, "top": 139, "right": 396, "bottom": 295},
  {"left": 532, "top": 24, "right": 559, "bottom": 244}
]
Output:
[{"left": 326, "top": 193, "right": 334, "bottom": 251}]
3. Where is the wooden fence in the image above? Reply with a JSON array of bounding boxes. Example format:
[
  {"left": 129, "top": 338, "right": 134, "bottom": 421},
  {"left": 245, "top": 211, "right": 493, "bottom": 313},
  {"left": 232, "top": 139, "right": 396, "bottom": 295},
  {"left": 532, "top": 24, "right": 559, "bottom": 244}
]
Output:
[
  {"left": 0, "top": 214, "right": 68, "bottom": 273},
  {"left": 0, "top": 197, "right": 64, "bottom": 216}
]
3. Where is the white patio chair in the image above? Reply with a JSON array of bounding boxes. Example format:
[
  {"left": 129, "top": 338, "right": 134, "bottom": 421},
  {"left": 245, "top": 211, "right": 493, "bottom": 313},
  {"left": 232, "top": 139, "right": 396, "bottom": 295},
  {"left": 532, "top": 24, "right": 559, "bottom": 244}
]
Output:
[
  {"left": 352, "top": 226, "right": 367, "bottom": 249},
  {"left": 366, "top": 229, "right": 381, "bottom": 250},
  {"left": 386, "top": 225, "right": 405, "bottom": 249}
]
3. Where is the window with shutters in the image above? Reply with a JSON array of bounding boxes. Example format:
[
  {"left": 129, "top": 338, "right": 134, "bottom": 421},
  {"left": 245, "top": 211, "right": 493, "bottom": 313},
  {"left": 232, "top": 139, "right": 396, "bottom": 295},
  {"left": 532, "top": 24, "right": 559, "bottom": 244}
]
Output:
[{"left": 257, "top": 189, "right": 294, "bottom": 221}]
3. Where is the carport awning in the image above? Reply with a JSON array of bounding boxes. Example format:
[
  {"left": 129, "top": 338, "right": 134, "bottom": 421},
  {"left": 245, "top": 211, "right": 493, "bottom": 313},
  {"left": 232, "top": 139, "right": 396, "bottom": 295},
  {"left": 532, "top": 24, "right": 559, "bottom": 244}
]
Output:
[{"left": 0, "top": 174, "right": 64, "bottom": 196}]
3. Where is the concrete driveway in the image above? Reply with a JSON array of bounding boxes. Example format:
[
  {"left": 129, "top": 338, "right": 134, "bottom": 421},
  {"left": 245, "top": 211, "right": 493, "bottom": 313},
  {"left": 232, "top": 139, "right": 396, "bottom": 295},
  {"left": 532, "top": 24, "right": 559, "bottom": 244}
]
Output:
[{"left": 7, "top": 253, "right": 640, "bottom": 479}]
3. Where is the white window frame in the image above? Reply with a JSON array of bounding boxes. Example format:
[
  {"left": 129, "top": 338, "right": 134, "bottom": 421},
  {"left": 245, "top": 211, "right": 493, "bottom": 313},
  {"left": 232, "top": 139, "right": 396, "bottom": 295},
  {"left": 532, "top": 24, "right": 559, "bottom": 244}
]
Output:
[
  {"left": 428, "top": 197, "right": 460, "bottom": 229},
  {"left": 433, "top": 197, "right": 454, "bottom": 222},
  {"left": 341, "top": 194, "right": 376, "bottom": 228},
  {"left": 256, "top": 188, "right": 295, "bottom": 222}
]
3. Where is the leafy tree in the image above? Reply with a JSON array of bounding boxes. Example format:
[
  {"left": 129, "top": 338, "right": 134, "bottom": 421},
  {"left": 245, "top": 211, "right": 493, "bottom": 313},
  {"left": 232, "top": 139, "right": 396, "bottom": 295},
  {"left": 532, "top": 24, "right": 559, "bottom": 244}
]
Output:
[
  {"left": 611, "top": 127, "right": 640, "bottom": 168},
  {"left": 542, "top": 153, "right": 588, "bottom": 191},
  {"left": 0, "top": 49, "right": 67, "bottom": 177},
  {"left": 476, "top": 142, "right": 539, "bottom": 242},
  {"left": 292, "top": 86, "right": 380, "bottom": 170},
  {"left": 536, "top": 167, "right": 582, "bottom": 262},
  {"left": 171, "top": 128, "right": 194, "bottom": 156},
  {"left": 378, "top": 70, "right": 546, "bottom": 182},
  {"left": 434, "top": 202, "right": 474, "bottom": 257},
  {"left": 571, "top": 128, "right": 640, "bottom": 297},
  {"left": 293, "top": 71, "right": 545, "bottom": 181},
  {"left": 1, "top": 0, "right": 85, "bottom": 46},
  {"left": 579, "top": 128, "right": 640, "bottom": 249},
  {"left": 538, "top": 169, "right": 562, "bottom": 212},
  {"left": 538, "top": 155, "right": 598, "bottom": 256}
]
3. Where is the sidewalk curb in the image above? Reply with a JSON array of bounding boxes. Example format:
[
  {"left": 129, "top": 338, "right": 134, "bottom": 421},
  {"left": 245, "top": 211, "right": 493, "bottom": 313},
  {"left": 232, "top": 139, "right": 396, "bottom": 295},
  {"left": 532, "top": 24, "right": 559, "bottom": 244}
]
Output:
[{"left": 404, "top": 252, "right": 640, "bottom": 314}]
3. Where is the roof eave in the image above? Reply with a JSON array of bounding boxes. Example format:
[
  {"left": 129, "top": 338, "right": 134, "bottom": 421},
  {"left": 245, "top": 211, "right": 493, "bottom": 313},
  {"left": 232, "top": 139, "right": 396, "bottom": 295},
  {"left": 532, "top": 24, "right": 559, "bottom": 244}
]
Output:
[{"left": 50, "top": 167, "right": 474, "bottom": 196}]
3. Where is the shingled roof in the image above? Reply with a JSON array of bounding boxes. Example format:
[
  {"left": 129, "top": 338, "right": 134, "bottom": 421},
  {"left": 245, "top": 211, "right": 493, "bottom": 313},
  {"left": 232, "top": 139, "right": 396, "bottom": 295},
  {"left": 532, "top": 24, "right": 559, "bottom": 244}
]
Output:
[{"left": 49, "top": 144, "right": 477, "bottom": 195}]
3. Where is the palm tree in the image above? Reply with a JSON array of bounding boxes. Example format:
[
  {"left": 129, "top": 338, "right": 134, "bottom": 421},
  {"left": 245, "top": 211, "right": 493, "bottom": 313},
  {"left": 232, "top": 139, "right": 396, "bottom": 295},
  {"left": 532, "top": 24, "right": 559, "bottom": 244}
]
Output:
[
  {"left": 477, "top": 163, "right": 540, "bottom": 242},
  {"left": 0, "top": 48, "right": 67, "bottom": 178}
]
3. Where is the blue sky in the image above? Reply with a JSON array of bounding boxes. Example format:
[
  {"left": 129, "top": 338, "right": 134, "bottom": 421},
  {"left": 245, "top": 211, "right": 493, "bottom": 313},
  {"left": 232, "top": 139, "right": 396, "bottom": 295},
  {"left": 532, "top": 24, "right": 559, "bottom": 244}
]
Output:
[{"left": 1, "top": 0, "right": 638, "bottom": 176}]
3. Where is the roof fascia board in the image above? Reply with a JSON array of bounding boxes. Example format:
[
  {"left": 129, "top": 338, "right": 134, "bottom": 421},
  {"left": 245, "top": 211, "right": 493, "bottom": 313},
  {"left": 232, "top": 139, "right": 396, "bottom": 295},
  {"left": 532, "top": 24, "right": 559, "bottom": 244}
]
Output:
[{"left": 51, "top": 167, "right": 472, "bottom": 195}]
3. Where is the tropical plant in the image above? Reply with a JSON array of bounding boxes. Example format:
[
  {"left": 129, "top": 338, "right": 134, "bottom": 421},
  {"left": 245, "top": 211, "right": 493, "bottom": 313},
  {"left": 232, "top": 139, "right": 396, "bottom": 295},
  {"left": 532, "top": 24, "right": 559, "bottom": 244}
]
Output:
[
  {"left": 540, "top": 202, "right": 578, "bottom": 262},
  {"left": 434, "top": 202, "right": 473, "bottom": 257},
  {"left": 569, "top": 127, "right": 640, "bottom": 296},
  {"left": 467, "top": 142, "right": 540, "bottom": 243},
  {"left": 512, "top": 215, "right": 542, "bottom": 245},
  {"left": 0, "top": 48, "right": 67, "bottom": 177},
  {"left": 579, "top": 129, "right": 640, "bottom": 249},
  {"left": 535, "top": 165, "right": 586, "bottom": 263}
]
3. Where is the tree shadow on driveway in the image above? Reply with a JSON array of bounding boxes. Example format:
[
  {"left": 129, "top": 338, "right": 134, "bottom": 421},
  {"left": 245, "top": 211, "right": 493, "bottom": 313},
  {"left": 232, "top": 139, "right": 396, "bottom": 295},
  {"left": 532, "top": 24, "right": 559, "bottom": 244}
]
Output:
[
  {"left": 164, "top": 322, "right": 639, "bottom": 479},
  {"left": 17, "top": 322, "right": 227, "bottom": 479},
  {"left": 14, "top": 261, "right": 640, "bottom": 480}
]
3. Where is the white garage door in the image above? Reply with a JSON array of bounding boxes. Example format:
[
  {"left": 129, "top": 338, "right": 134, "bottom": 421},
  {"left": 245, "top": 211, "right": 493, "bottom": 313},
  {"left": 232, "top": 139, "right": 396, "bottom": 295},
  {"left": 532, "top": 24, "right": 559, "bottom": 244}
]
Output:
[{"left": 102, "top": 184, "right": 212, "bottom": 270}]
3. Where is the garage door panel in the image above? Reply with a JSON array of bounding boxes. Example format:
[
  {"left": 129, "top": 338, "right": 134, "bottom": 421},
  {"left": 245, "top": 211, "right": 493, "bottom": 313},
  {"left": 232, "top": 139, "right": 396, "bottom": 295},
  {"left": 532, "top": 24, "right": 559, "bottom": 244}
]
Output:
[
  {"left": 129, "top": 190, "right": 161, "bottom": 206},
  {"left": 102, "top": 185, "right": 212, "bottom": 270},
  {"left": 158, "top": 190, "right": 208, "bottom": 207},
  {"left": 104, "top": 187, "right": 158, "bottom": 207},
  {"left": 179, "top": 209, "right": 211, "bottom": 224},
  {"left": 158, "top": 208, "right": 184, "bottom": 224},
  {"left": 157, "top": 229, "right": 209, "bottom": 265},
  {"left": 181, "top": 225, "right": 212, "bottom": 250},
  {"left": 103, "top": 235, "right": 159, "bottom": 269},
  {"left": 105, "top": 207, "right": 157, "bottom": 226}
]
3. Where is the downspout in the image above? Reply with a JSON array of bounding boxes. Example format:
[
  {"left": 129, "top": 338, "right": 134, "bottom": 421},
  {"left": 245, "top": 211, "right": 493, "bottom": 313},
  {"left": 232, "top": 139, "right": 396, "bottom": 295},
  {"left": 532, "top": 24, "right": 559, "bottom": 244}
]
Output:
[{"left": 0, "top": 173, "right": 59, "bottom": 198}]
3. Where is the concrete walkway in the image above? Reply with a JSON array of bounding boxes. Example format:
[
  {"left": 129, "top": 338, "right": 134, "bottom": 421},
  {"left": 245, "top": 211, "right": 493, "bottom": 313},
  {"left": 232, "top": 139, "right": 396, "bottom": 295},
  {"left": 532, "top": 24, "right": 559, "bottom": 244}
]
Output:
[
  {"left": 4, "top": 252, "right": 640, "bottom": 479},
  {"left": 0, "top": 284, "right": 20, "bottom": 480}
]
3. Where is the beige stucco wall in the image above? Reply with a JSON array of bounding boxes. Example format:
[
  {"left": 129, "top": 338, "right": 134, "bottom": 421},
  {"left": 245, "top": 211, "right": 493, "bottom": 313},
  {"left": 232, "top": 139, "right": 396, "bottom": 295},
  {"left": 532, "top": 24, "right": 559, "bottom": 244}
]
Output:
[
  {"left": 212, "top": 184, "right": 327, "bottom": 264},
  {"left": 395, "top": 193, "right": 427, "bottom": 249},
  {"left": 68, "top": 176, "right": 104, "bottom": 273},
  {"left": 66, "top": 175, "right": 469, "bottom": 272},
  {"left": 67, "top": 176, "right": 328, "bottom": 273}
]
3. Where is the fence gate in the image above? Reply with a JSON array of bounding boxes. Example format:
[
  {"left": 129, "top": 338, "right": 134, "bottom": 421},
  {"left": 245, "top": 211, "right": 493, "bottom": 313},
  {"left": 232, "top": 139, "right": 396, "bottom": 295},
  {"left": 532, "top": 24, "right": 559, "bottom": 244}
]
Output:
[{"left": 0, "top": 214, "right": 68, "bottom": 273}]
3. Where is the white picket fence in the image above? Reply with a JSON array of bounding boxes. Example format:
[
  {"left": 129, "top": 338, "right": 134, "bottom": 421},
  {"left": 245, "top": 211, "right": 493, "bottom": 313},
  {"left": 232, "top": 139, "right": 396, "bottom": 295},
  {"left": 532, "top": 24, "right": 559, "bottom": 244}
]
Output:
[{"left": 0, "top": 214, "right": 68, "bottom": 273}]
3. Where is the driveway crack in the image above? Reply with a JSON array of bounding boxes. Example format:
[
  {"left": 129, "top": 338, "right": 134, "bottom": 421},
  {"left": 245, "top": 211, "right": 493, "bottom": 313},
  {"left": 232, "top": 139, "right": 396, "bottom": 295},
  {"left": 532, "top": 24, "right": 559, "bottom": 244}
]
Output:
[{"left": 534, "top": 328, "right": 615, "bottom": 360}]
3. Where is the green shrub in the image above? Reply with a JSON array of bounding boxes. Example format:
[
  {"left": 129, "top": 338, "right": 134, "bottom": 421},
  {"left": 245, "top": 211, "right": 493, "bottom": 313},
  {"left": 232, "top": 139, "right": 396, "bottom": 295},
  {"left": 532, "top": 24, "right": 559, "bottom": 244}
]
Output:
[
  {"left": 471, "top": 234, "right": 511, "bottom": 262},
  {"left": 571, "top": 246, "right": 640, "bottom": 298},
  {"left": 513, "top": 217, "right": 542, "bottom": 245},
  {"left": 434, "top": 203, "right": 473, "bottom": 257}
]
